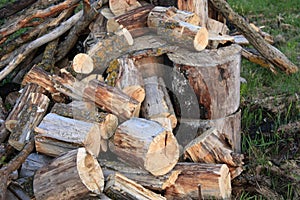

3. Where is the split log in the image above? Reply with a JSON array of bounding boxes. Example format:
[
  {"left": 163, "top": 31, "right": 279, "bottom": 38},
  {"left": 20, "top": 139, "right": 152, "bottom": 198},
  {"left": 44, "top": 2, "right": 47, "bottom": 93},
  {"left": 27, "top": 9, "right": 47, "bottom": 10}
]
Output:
[
  {"left": 34, "top": 113, "right": 101, "bottom": 157},
  {"left": 133, "top": 55, "right": 165, "bottom": 78},
  {"left": 177, "top": 0, "right": 208, "bottom": 27},
  {"left": 100, "top": 159, "right": 180, "bottom": 191},
  {"left": 167, "top": 44, "right": 242, "bottom": 119},
  {"left": 107, "top": 4, "right": 154, "bottom": 37},
  {"left": 20, "top": 153, "right": 52, "bottom": 178},
  {"left": 33, "top": 148, "right": 104, "bottom": 200},
  {"left": 72, "top": 53, "right": 95, "bottom": 74},
  {"left": 208, "top": 32, "right": 234, "bottom": 49},
  {"left": 165, "top": 163, "right": 231, "bottom": 199},
  {"left": 111, "top": 118, "right": 179, "bottom": 176},
  {"left": 183, "top": 128, "right": 244, "bottom": 167},
  {"left": 147, "top": 6, "right": 208, "bottom": 51},
  {"left": 209, "top": 0, "right": 298, "bottom": 74},
  {"left": 7, "top": 92, "right": 50, "bottom": 151},
  {"left": 83, "top": 79, "right": 140, "bottom": 121},
  {"left": 207, "top": 17, "right": 229, "bottom": 35},
  {"left": 229, "top": 166, "right": 243, "bottom": 180},
  {"left": 104, "top": 172, "right": 166, "bottom": 200},
  {"left": 141, "top": 76, "right": 177, "bottom": 129},
  {"left": 109, "top": 0, "right": 141, "bottom": 16}
]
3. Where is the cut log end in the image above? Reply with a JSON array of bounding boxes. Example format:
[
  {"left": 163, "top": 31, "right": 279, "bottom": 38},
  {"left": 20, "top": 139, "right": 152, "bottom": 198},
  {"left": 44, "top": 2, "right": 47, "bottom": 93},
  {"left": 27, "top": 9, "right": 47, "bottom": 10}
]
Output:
[
  {"left": 194, "top": 27, "right": 209, "bottom": 51},
  {"left": 72, "top": 53, "right": 94, "bottom": 74},
  {"left": 219, "top": 164, "right": 232, "bottom": 199}
]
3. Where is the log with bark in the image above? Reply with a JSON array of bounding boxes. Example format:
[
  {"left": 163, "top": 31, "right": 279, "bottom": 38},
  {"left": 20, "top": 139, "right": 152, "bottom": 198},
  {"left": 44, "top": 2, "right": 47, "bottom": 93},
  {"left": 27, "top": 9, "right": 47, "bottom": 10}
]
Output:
[
  {"left": 109, "top": 0, "right": 141, "bottom": 16},
  {"left": 19, "top": 153, "right": 52, "bottom": 178}
]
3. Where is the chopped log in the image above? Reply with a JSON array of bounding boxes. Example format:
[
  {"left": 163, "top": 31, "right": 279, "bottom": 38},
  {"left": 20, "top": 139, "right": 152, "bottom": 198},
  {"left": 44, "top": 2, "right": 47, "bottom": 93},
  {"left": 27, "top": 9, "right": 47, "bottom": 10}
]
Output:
[
  {"left": 249, "top": 23, "right": 274, "bottom": 44},
  {"left": 208, "top": 32, "right": 234, "bottom": 49},
  {"left": 141, "top": 76, "right": 177, "bottom": 129},
  {"left": 147, "top": 6, "right": 208, "bottom": 51},
  {"left": 33, "top": 148, "right": 104, "bottom": 200},
  {"left": 207, "top": 17, "right": 229, "bottom": 35},
  {"left": 184, "top": 128, "right": 244, "bottom": 167},
  {"left": 209, "top": 0, "right": 298, "bottom": 74},
  {"left": 104, "top": 172, "right": 166, "bottom": 200},
  {"left": 106, "top": 5, "right": 154, "bottom": 37},
  {"left": 228, "top": 166, "right": 243, "bottom": 180},
  {"left": 72, "top": 53, "right": 95, "bottom": 74},
  {"left": 34, "top": 113, "right": 101, "bottom": 157},
  {"left": 7, "top": 92, "right": 50, "bottom": 151},
  {"left": 109, "top": 0, "right": 141, "bottom": 16},
  {"left": 233, "top": 34, "right": 249, "bottom": 45},
  {"left": 111, "top": 118, "right": 179, "bottom": 176},
  {"left": 19, "top": 153, "right": 52, "bottom": 178},
  {"left": 83, "top": 79, "right": 140, "bottom": 121},
  {"left": 165, "top": 163, "right": 231, "bottom": 199},
  {"left": 177, "top": 0, "right": 209, "bottom": 27},
  {"left": 99, "top": 159, "right": 180, "bottom": 191},
  {"left": 167, "top": 44, "right": 242, "bottom": 119}
]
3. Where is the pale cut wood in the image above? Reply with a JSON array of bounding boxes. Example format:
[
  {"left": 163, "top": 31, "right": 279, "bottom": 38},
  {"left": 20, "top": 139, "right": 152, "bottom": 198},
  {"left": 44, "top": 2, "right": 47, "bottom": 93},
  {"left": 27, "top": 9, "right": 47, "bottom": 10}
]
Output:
[
  {"left": 109, "top": 0, "right": 141, "bottom": 16},
  {"left": 72, "top": 53, "right": 94, "bottom": 74},
  {"left": 112, "top": 118, "right": 179, "bottom": 176},
  {"left": 147, "top": 6, "right": 208, "bottom": 51},
  {"left": 104, "top": 172, "right": 166, "bottom": 200},
  {"left": 207, "top": 17, "right": 229, "bottom": 35},
  {"left": 165, "top": 163, "right": 231, "bottom": 199},
  {"left": 142, "top": 76, "right": 177, "bottom": 129},
  {"left": 34, "top": 113, "right": 101, "bottom": 157},
  {"left": 208, "top": 32, "right": 234, "bottom": 49},
  {"left": 33, "top": 148, "right": 104, "bottom": 200}
]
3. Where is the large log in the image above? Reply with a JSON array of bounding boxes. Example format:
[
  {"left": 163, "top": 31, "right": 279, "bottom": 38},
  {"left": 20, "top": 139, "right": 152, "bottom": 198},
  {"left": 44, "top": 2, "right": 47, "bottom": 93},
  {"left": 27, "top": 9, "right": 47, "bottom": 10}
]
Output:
[
  {"left": 147, "top": 6, "right": 208, "bottom": 51},
  {"left": 33, "top": 148, "right": 104, "bottom": 200},
  {"left": 111, "top": 118, "right": 179, "bottom": 176},
  {"left": 104, "top": 172, "right": 166, "bottom": 200},
  {"left": 165, "top": 163, "right": 231, "bottom": 199},
  {"left": 34, "top": 113, "right": 101, "bottom": 157},
  {"left": 167, "top": 44, "right": 242, "bottom": 119}
]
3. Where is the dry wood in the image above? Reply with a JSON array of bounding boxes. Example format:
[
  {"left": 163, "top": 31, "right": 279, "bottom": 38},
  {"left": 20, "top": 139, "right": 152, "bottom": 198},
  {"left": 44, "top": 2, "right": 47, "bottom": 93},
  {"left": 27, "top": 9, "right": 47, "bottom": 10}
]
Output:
[
  {"left": 100, "top": 159, "right": 180, "bottom": 191},
  {"left": 184, "top": 128, "right": 244, "bottom": 167},
  {"left": 111, "top": 118, "right": 179, "bottom": 176},
  {"left": 229, "top": 166, "right": 243, "bottom": 180},
  {"left": 109, "top": 0, "right": 141, "bottom": 16},
  {"left": 33, "top": 148, "right": 104, "bottom": 200},
  {"left": 165, "top": 163, "right": 231, "bottom": 199},
  {"left": 34, "top": 113, "right": 101, "bottom": 157},
  {"left": 207, "top": 17, "right": 229, "bottom": 35},
  {"left": 104, "top": 172, "right": 166, "bottom": 200},
  {"left": 0, "top": 0, "right": 37, "bottom": 18},
  {"left": 209, "top": 0, "right": 298, "bottom": 74},
  {"left": 7, "top": 92, "right": 50, "bottom": 151},
  {"left": 147, "top": 6, "right": 208, "bottom": 51},
  {"left": 142, "top": 76, "right": 177, "bottom": 129},
  {"left": 133, "top": 55, "right": 164, "bottom": 78},
  {"left": 167, "top": 44, "right": 242, "bottom": 120},
  {"left": 233, "top": 34, "right": 249, "bottom": 45},
  {"left": 72, "top": 53, "right": 95, "bottom": 74},
  {"left": 208, "top": 32, "right": 234, "bottom": 49},
  {"left": 19, "top": 153, "right": 52, "bottom": 178}
]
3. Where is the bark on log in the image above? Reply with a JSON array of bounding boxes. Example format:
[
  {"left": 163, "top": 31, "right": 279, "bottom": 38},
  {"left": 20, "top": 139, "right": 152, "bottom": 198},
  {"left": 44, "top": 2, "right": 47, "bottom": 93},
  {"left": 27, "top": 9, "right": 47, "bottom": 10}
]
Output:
[
  {"left": 165, "top": 163, "right": 231, "bottom": 199},
  {"left": 141, "top": 76, "right": 177, "bottom": 129},
  {"left": 19, "top": 153, "right": 52, "bottom": 178},
  {"left": 104, "top": 172, "right": 166, "bottom": 200},
  {"left": 0, "top": 0, "right": 37, "bottom": 18},
  {"left": 72, "top": 53, "right": 95, "bottom": 74},
  {"left": 183, "top": 128, "right": 244, "bottom": 167},
  {"left": 111, "top": 118, "right": 179, "bottom": 176},
  {"left": 209, "top": 0, "right": 298, "bottom": 74},
  {"left": 133, "top": 55, "right": 164, "bottom": 78},
  {"left": 109, "top": 0, "right": 141, "bottom": 16},
  {"left": 33, "top": 148, "right": 104, "bottom": 200},
  {"left": 147, "top": 6, "right": 208, "bottom": 51},
  {"left": 167, "top": 44, "right": 241, "bottom": 119},
  {"left": 34, "top": 113, "right": 101, "bottom": 157},
  {"left": 99, "top": 159, "right": 180, "bottom": 191}
]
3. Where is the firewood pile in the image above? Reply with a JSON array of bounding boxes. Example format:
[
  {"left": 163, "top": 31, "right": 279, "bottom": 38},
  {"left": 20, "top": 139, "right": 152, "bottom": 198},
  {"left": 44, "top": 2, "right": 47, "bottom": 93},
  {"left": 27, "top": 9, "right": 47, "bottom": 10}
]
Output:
[{"left": 0, "top": 0, "right": 298, "bottom": 199}]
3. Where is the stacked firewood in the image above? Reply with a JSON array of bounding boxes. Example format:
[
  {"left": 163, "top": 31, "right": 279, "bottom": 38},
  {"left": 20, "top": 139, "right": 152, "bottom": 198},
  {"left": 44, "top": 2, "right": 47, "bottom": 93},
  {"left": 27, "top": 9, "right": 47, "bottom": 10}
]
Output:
[{"left": 0, "top": 0, "right": 298, "bottom": 199}]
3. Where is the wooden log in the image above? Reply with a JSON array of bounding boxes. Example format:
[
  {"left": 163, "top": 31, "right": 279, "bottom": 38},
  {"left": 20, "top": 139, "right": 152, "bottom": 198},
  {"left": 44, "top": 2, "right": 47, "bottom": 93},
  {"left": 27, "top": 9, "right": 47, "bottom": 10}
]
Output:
[
  {"left": 104, "top": 172, "right": 166, "bottom": 200},
  {"left": 99, "top": 159, "right": 180, "bottom": 191},
  {"left": 0, "top": 0, "right": 37, "bottom": 18},
  {"left": 83, "top": 79, "right": 140, "bottom": 121},
  {"left": 165, "top": 163, "right": 231, "bottom": 199},
  {"left": 141, "top": 76, "right": 177, "bottom": 129},
  {"left": 208, "top": 32, "right": 234, "bottom": 49},
  {"left": 72, "top": 53, "right": 95, "bottom": 74},
  {"left": 111, "top": 118, "right": 179, "bottom": 176},
  {"left": 177, "top": 0, "right": 208, "bottom": 27},
  {"left": 147, "top": 6, "right": 208, "bottom": 51},
  {"left": 207, "top": 17, "right": 229, "bottom": 35},
  {"left": 167, "top": 44, "right": 242, "bottom": 119},
  {"left": 33, "top": 148, "right": 104, "bottom": 200},
  {"left": 228, "top": 166, "right": 243, "bottom": 180},
  {"left": 109, "top": 0, "right": 141, "bottom": 16},
  {"left": 20, "top": 153, "right": 52, "bottom": 178},
  {"left": 7, "top": 92, "right": 50, "bottom": 151},
  {"left": 133, "top": 55, "right": 165, "bottom": 78},
  {"left": 34, "top": 113, "right": 101, "bottom": 157},
  {"left": 209, "top": 0, "right": 298, "bottom": 74},
  {"left": 183, "top": 128, "right": 244, "bottom": 167}
]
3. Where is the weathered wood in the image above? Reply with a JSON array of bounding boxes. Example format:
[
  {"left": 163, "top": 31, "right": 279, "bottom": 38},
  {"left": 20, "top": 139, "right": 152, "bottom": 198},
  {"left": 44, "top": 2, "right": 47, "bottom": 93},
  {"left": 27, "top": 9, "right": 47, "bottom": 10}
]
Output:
[
  {"left": 208, "top": 32, "right": 234, "bottom": 49},
  {"left": 20, "top": 153, "right": 52, "bottom": 178},
  {"left": 147, "top": 6, "right": 208, "bottom": 51},
  {"left": 209, "top": 0, "right": 298, "bottom": 74},
  {"left": 165, "top": 163, "right": 231, "bottom": 199},
  {"left": 33, "top": 148, "right": 104, "bottom": 200},
  {"left": 207, "top": 17, "right": 229, "bottom": 35},
  {"left": 100, "top": 159, "right": 180, "bottom": 191},
  {"left": 72, "top": 53, "right": 95, "bottom": 74},
  {"left": 34, "top": 113, "right": 101, "bottom": 157},
  {"left": 7, "top": 92, "right": 50, "bottom": 151},
  {"left": 104, "top": 172, "right": 166, "bottom": 200},
  {"left": 228, "top": 166, "right": 243, "bottom": 180},
  {"left": 167, "top": 44, "right": 242, "bottom": 119},
  {"left": 0, "top": 0, "right": 37, "bottom": 18},
  {"left": 109, "top": 0, "right": 141, "bottom": 16},
  {"left": 184, "top": 128, "right": 244, "bottom": 166},
  {"left": 142, "top": 76, "right": 177, "bottom": 129},
  {"left": 111, "top": 118, "right": 179, "bottom": 176}
]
